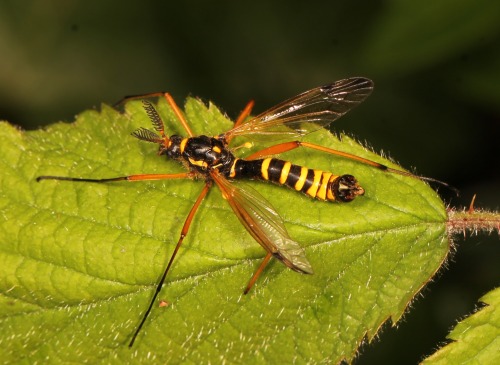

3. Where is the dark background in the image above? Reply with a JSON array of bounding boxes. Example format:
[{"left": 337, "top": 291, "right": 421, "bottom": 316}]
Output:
[{"left": 1, "top": 1, "right": 498, "bottom": 363}]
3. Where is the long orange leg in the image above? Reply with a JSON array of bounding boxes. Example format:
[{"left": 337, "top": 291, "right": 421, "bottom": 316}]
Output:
[
  {"left": 246, "top": 141, "right": 394, "bottom": 168},
  {"left": 244, "top": 252, "right": 273, "bottom": 294},
  {"left": 119, "top": 94, "right": 254, "bottom": 136},
  {"left": 114, "top": 92, "right": 194, "bottom": 137},
  {"left": 129, "top": 182, "right": 212, "bottom": 347},
  {"left": 164, "top": 93, "right": 194, "bottom": 137},
  {"left": 37, "top": 170, "right": 206, "bottom": 346},
  {"left": 244, "top": 140, "right": 447, "bottom": 183},
  {"left": 233, "top": 100, "right": 255, "bottom": 129}
]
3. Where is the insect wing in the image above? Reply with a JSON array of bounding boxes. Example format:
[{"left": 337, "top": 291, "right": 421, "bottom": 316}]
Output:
[
  {"left": 211, "top": 171, "right": 313, "bottom": 274},
  {"left": 225, "top": 77, "right": 373, "bottom": 142}
]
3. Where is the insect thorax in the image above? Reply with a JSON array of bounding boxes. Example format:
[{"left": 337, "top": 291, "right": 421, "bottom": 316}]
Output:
[{"left": 167, "top": 135, "right": 235, "bottom": 174}]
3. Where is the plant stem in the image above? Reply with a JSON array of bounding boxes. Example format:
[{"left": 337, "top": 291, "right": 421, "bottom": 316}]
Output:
[{"left": 447, "top": 206, "right": 500, "bottom": 237}]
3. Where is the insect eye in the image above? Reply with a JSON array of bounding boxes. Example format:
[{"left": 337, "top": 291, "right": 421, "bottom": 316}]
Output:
[{"left": 332, "top": 174, "right": 365, "bottom": 202}]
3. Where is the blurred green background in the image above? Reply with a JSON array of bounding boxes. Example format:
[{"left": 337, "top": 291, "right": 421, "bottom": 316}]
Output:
[{"left": 0, "top": 1, "right": 498, "bottom": 363}]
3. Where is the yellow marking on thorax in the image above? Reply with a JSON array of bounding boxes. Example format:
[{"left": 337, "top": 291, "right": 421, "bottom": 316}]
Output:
[
  {"left": 279, "top": 161, "right": 292, "bottom": 184},
  {"left": 316, "top": 172, "right": 333, "bottom": 201},
  {"left": 306, "top": 169, "right": 323, "bottom": 198},
  {"left": 213, "top": 145, "right": 222, "bottom": 153},
  {"left": 294, "top": 166, "right": 309, "bottom": 191},
  {"left": 188, "top": 157, "right": 208, "bottom": 169},
  {"left": 180, "top": 138, "right": 189, "bottom": 153},
  {"left": 261, "top": 158, "right": 272, "bottom": 180},
  {"left": 229, "top": 158, "right": 240, "bottom": 178}
]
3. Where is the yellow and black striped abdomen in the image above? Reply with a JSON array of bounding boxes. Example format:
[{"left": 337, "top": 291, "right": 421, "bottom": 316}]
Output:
[{"left": 230, "top": 157, "right": 365, "bottom": 202}]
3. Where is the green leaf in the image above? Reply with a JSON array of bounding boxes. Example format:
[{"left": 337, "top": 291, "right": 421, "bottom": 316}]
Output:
[
  {"left": 0, "top": 97, "right": 448, "bottom": 363},
  {"left": 423, "top": 287, "right": 500, "bottom": 365}
]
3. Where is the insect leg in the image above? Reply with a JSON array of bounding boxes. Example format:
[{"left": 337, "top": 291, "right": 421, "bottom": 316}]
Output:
[
  {"left": 233, "top": 100, "right": 255, "bottom": 129},
  {"left": 114, "top": 92, "right": 167, "bottom": 107},
  {"left": 129, "top": 181, "right": 211, "bottom": 347},
  {"left": 36, "top": 172, "right": 194, "bottom": 183},
  {"left": 164, "top": 93, "right": 194, "bottom": 137},
  {"left": 243, "top": 252, "right": 272, "bottom": 294},
  {"left": 114, "top": 92, "right": 194, "bottom": 137},
  {"left": 245, "top": 141, "right": 424, "bottom": 179},
  {"left": 245, "top": 141, "right": 456, "bottom": 190}
]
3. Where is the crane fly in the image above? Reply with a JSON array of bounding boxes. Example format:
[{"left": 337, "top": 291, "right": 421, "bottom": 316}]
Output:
[{"left": 36, "top": 77, "right": 446, "bottom": 346}]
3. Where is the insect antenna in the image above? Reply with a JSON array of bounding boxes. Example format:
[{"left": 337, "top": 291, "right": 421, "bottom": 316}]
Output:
[
  {"left": 142, "top": 101, "right": 165, "bottom": 132},
  {"left": 131, "top": 127, "right": 163, "bottom": 144},
  {"left": 131, "top": 100, "right": 169, "bottom": 145}
]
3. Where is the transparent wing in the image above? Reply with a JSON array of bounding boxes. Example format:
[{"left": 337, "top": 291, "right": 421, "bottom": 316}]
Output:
[
  {"left": 211, "top": 171, "right": 313, "bottom": 274},
  {"left": 224, "top": 77, "right": 373, "bottom": 143}
]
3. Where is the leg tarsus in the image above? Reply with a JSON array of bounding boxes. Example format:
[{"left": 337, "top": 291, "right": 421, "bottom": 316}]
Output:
[
  {"left": 36, "top": 172, "right": 194, "bottom": 183},
  {"left": 114, "top": 92, "right": 167, "bottom": 108}
]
